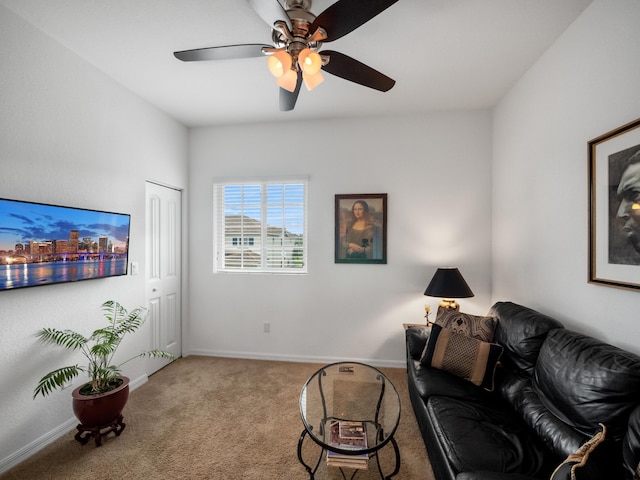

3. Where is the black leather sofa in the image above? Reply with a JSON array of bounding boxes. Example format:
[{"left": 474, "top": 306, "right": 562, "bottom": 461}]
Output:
[{"left": 405, "top": 301, "right": 640, "bottom": 480}]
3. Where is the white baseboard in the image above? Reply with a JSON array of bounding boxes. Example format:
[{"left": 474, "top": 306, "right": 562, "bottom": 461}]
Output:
[
  {"left": 0, "top": 374, "right": 148, "bottom": 475},
  {"left": 186, "top": 348, "right": 405, "bottom": 369},
  {"left": 0, "top": 417, "right": 77, "bottom": 474},
  {"left": 129, "top": 373, "right": 148, "bottom": 391}
]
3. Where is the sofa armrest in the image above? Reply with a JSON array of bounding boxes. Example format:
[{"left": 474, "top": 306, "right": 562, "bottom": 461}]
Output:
[{"left": 405, "top": 325, "right": 430, "bottom": 359}]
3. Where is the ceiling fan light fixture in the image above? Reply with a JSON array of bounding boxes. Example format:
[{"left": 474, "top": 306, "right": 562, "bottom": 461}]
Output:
[
  {"left": 277, "top": 68, "right": 299, "bottom": 92},
  {"left": 298, "top": 48, "right": 322, "bottom": 75},
  {"left": 267, "top": 50, "right": 292, "bottom": 78},
  {"left": 174, "top": 0, "right": 399, "bottom": 111},
  {"left": 303, "top": 70, "right": 324, "bottom": 91}
]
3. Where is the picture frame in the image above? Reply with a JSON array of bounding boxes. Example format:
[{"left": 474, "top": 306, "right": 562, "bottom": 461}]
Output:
[
  {"left": 588, "top": 117, "right": 640, "bottom": 291},
  {"left": 335, "top": 193, "right": 387, "bottom": 264}
]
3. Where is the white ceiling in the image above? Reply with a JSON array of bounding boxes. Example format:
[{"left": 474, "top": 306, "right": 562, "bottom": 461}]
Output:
[{"left": 1, "top": 0, "right": 593, "bottom": 127}]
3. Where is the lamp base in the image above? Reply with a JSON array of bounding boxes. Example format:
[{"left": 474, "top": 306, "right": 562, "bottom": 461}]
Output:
[{"left": 439, "top": 299, "right": 460, "bottom": 311}]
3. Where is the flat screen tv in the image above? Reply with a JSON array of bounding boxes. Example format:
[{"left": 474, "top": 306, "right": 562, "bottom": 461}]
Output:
[{"left": 0, "top": 197, "right": 131, "bottom": 291}]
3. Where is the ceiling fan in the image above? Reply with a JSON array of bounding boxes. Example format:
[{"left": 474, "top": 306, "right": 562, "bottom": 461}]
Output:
[{"left": 173, "top": 0, "right": 399, "bottom": 111}]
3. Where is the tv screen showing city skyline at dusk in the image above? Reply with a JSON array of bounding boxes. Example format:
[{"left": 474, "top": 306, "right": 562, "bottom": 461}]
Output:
[{"left": 0, "top": 197, "right": 131, "bottom": 291}]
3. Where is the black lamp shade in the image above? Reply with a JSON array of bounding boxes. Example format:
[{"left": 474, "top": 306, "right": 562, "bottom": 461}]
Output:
[{"left": 424, "top": 267, "right": 474, "bottom": 299}]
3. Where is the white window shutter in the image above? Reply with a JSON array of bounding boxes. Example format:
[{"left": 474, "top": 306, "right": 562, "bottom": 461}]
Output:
[{"left": 213, "top": 178, "right": 307, "bottom": 273}]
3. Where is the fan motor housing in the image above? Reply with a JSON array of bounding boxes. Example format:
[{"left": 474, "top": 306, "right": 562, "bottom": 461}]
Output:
[
  {"left": 285, "top": 0, "right": 312, "bottom": 10},
  {"left": 286, "top": 7, "right": 315, "bottom": 24}
]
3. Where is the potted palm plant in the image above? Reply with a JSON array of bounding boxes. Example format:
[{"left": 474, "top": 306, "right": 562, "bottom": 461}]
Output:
[{"left": 33, "top": 300, "right": 174, "bottom": 446}]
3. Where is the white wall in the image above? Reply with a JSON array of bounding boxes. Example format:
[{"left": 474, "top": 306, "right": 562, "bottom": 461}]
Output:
[
  {"left": 8, "top": 0, "right": 637, "bottom": 473},
  {"left": 493, "top": 0, "right": 640, "bottom": 354},
  {"left": 188, "top": 112, "right": 493, "bottom": 366},
  {"left": 0, "top": 6, "right": 188, "bottom": 471}
]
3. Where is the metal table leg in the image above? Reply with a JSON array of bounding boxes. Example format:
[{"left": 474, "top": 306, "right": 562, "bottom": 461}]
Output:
[{"left": 298, "top": 428, "right": 323, "bottom": 480}]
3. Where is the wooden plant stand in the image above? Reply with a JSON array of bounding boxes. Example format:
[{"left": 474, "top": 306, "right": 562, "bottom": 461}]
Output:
[{"left": 74, "top": 415, "right": 126, "bottom": 447}]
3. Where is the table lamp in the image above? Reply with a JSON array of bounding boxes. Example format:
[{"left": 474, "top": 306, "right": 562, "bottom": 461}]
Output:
[{"left": 424, "top": 267, "right": 474, "bottom": 311}]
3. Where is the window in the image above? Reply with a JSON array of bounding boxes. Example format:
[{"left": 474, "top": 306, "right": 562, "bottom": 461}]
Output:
[
  {"left": 231, "top": 237, "right": 254, "bottom": 246},
  {"left": 213, "top": 178, "right": 307, "bottom": 273}
]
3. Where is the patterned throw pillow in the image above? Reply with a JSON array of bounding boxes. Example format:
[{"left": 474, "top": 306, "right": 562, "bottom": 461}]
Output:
[
  {"left": 420, "top": 324, "right": 503, "bottom": 390},
  {"left": 435, "top": 307, "right": 497, "bottom": 343},
  {"left": 550, "top": 424, "right": 607, "bottom": 480}
]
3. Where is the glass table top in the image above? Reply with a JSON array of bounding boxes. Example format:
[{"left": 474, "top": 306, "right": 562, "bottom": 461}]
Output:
[{"left": 299, "top": 362, "right": 401, "bottom": 455}]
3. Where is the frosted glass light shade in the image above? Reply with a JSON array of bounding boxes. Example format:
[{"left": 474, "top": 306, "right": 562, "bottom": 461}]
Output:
[
  {"left": 277, "top": 69, "right": 298, "bottom": 92},
  {"left": 267, "top": 51, "right": 292, "bottom": 78},
  {"left": 298, "top": 48, "right": 322, "bottom": 75},
  {"left": 303, "top": 71, "right": 324, "bottom": 91}
]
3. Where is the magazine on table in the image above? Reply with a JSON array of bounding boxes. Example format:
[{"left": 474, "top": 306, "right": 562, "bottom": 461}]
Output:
[{"left": 326, "top": 420, "right": 368, "bottom": 469}]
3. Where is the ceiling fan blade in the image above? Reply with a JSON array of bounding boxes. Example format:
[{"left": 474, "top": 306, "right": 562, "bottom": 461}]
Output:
[
  {"left": 311, "top": 0, "right": 399, "bottom": 42},
  {"left": 279, "top": 71, "right": 303, "bottom": 111},
  {"left": 174, "top": 44, "right": 271, "bottom": 62},
  {"left": 247, "top": 0, "right": 292, "bottom": 31},
  {"left": 321, "top": 50, "right": 395, "bottom": 92}
]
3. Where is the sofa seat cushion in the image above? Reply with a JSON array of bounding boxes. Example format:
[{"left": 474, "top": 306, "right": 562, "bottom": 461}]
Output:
[
  {"left": 409, "top": 359, "right": 494, "bottom": 404},
  {"left": 535, "top": 329, "right": 640, "bottom": 442},
  {"left": 427, "top": 395, "right": 547, "bottom": 476}
]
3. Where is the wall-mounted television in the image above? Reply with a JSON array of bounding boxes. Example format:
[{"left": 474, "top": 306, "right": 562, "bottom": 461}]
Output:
[{"left": 0, "top": 197, "right": 131, "bottom": 291}]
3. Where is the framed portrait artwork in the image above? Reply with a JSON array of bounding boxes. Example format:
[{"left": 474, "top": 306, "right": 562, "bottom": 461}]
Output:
[
  {"left": 588, "top": 117, "right": 640, "bottom": 291},
  {"left": 335, "top": 193, "right": 387, "bottom": 264}
]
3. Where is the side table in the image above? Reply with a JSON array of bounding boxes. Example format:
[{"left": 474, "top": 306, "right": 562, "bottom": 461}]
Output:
[{"left": 298, "top": 362, "right": 401, "bottom": 480}]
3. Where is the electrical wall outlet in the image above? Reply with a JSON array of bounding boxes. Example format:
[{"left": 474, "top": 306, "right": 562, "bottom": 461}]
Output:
[{"left": 263, "top": 322, "right": 271, "bottom": 333}]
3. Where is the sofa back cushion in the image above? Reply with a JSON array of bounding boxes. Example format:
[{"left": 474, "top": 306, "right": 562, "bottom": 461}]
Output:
[
  {"left": 535, "top": 328, "right": 640, "bottom": 442},
  {"left": 489, "top": 302, "right": 564, "bottom": 375}
]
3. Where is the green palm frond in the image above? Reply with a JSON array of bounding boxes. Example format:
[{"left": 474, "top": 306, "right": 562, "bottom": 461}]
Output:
[
  {"left": 36, "top": 328, "right": 88, "bottom": 350},
  {"left": 90, "top": 327, "right": 118, "bottom": 339},
  {"left": 33, "top": 365, "right": 82, "bottom": 398},
  {"left": 103, "top": 299, "right": 147, "bottom": 336},
  {"left": 34, "top": 300, "right": 175, "bottom": 398},
  {"left": 119, "top": 349, "right": 175, "bottom": 368},
  {"left": 141, "top": 349, "right": 175, "bottom": 359},
  {"left": 104, "top": 365, "right": 121, "bottom": 376},
  {"left": 101, "top": 300, "right": 127, "bottom": 323},
  {"left": 90, "top": 342, "right": 118, "bottom": 358},
  {"left": 113, "top": 313, "right": 145, "bottom": 336}
]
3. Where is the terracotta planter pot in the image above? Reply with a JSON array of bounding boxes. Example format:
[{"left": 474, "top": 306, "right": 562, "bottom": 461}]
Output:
[{"left": 72, "top": 376, "right": 130, "bottom": 428}]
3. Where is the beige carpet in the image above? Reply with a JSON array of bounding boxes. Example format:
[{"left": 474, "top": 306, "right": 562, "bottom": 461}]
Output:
[{"left": 1, "top": 356, "right": 434, "bottom": 479}]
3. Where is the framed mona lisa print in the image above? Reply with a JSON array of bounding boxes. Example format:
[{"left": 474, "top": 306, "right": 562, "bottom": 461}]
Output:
[
  {"left": 335, "top": 193, "right": 387, "bottom": 264},
  {"left": 589, "top": 117, "right": 640, "bottom": 291}
]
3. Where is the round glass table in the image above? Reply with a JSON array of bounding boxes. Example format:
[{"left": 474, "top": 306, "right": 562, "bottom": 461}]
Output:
[{"left": 297, "top": 362, "right": 401, "bottom": 480}]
